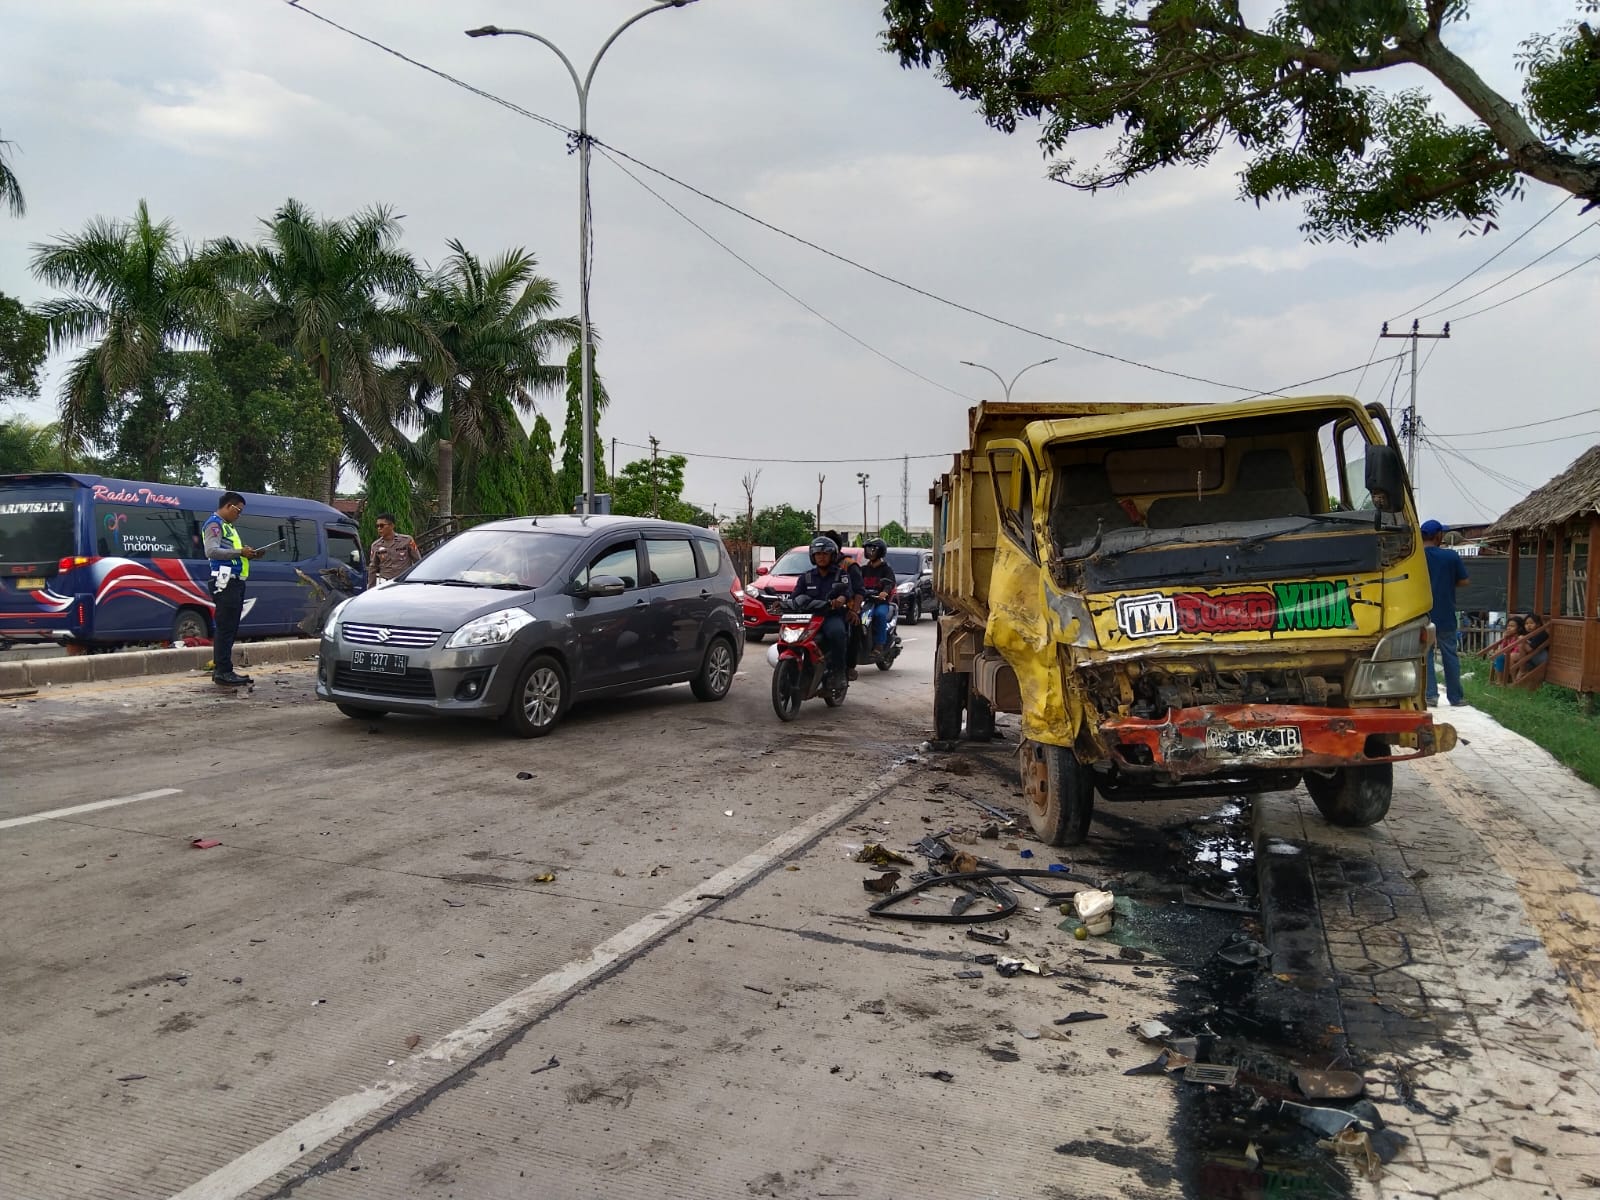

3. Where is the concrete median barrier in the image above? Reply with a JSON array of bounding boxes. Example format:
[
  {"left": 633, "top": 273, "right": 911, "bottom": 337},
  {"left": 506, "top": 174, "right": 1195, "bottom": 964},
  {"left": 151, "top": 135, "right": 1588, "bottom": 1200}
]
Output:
[{"left": 0, "top": 638, "right": 317, "bottom": 691}]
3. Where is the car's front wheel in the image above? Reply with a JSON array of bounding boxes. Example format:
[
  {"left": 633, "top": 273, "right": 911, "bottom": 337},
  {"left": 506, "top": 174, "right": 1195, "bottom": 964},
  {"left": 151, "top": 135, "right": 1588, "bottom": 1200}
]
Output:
[
  {"left": 502, "top": 653, "right": 568, "bottom": 738},
  {"left": 691, "top": 637, "right": 736, "bottom": 701},
  {"left": 905, "top": 595, "right": 922, "bottom": 625}
]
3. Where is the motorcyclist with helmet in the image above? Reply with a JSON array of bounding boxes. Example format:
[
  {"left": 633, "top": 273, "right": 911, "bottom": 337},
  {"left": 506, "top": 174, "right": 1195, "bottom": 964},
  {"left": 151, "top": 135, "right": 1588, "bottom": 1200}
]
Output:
[
  {"left": 821, "top": 530, "right": 867, "bottom": 679},
  {"left": 787, "top": 535, "right": 854, "bottom": 685},
  {"left": 859, "top": 537, "right": 898, "bottom": 664}
]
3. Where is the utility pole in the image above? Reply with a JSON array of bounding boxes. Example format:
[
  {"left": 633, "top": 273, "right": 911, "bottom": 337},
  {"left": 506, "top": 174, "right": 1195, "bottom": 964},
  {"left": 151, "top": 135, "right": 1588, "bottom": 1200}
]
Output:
[
  {"left": 875, "top": 495, "right": 881, "bottom": 533},
  {"left": 856, "top": 472, "right": 870, "bottom": 544},
  {"left": 648, "top": 435, "right": 660, "bottom": 517},
  {"left": 611, "top": 436, "right": 617, "bottom": 483},
  {"left": 901, "top": 455, "right": 909, "bottom": 527},
  {"left": 1379, "top": 320, "right": 1450, "bottom": 491},
  {"left": 816, "top": 474, "right": 825, "bottom": 530}
]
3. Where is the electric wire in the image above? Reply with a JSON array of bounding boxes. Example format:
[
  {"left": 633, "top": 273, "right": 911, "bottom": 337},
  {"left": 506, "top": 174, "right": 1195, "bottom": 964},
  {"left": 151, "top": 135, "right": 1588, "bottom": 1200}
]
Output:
[
  {"left": 1422, "top": 435, "right": 1537, "bottom": 492},
  {"left": 595, "top": 144, "right": 979, "bottom": 403},
  {"left": 1429, "top": 407, "right": 1600, "bottom": 438},
  {"left": 1449, "top": 253, "right": 1600, "bottom": 323},
  {"left": 1415, "top": 222, "right": 1599, "bottom": 321},
  {"left": 1423, "top": 441, "right": 1494, "bottom": 521},
  {"left": 615, "top": 439, "right": 952, "bottom": 466},
  {"left": 1388, "top": 195, "right": 1570, "bottom": 321}
]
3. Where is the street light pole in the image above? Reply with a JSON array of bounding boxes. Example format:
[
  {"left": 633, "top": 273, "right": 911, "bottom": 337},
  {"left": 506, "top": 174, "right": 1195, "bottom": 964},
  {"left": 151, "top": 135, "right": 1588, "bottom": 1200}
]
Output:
[
  {"left": 467, "top": 1, "right": 697, "bottom": 516},
  {"left": 959, "top": 356, "right": 1058, "bottom": 402},
  {"left": 856, "top": 472, "right": 870, "bottom": 542}
]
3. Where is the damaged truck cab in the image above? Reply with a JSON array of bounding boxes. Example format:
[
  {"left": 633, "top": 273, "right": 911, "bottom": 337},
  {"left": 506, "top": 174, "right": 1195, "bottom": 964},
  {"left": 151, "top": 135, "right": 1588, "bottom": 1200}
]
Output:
[{"left": 931, "top": 397, "right": 1456, "bottom": 846}]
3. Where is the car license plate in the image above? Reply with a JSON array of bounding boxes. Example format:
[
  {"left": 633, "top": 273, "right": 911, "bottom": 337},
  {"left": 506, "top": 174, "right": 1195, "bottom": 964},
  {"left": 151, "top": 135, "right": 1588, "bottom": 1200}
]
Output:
[
  {"left": 13, "top": 577, "right": 45, "bottom": 590},
  {"left": 1205, "top": 725, "right": 1302, "bottom": 757},
  {"left": 351, "top": 650, "right": 408, "bottom": 675}
]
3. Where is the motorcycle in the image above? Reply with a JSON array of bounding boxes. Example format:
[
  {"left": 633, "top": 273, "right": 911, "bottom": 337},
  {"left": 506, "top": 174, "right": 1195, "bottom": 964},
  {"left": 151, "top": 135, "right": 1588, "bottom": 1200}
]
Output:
[
  {"left": 859, "top": 591, "right": 903, "bottom": 671},
  {"left": 769, "top": 590, "right": 850, "bottom": 721}
]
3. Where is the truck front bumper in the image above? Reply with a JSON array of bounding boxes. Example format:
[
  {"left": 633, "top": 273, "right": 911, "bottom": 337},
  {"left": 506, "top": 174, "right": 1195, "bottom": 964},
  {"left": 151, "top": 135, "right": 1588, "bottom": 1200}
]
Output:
[{"left": 1099, "top": 703, "right": 1456, "bottom": 778}]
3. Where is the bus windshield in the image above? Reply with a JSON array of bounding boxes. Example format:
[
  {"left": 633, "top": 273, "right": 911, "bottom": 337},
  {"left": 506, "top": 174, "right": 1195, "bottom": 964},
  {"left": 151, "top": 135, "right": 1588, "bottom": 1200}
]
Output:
[{"left": 0, "top": 490, "right": 79, "bottom": 567}]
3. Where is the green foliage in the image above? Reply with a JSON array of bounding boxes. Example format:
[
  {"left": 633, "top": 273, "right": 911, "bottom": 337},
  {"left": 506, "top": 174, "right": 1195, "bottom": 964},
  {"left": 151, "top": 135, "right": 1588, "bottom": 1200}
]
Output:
[
  {"left": 464, "top": 419, "right": 533, "bottom": 520},
  {"left": 1462, "top": 667, "right": 1600, "bottom": 787},
  {"left": 0, "top": 415, "right": 65, "bottom": 473},
  {"left": 610, "top": 452, "right": 711, "bottom": 524},
  {"left": 180, "top": 334, "right": 340, "bottom": 495},
  {"left": 755, "top": 503, "right": 815, "bottom": 549},
  {"left": 359, "top": 450, "right": 417, "bottom": 548},
  {"left": 0, "top": 290, "right": 47, "bottom": 403},
  {"left": 557, "top": 344, "right": 610, "bottom": 511},
  {"left": 526, "top": 413, "right": 560, "bottom": 515},
  {"left": 0, "top": 129, "right": 23, "bottom": 218},
  {"left": 877, "top": 519, "right": 909, "bottom": 546},
  {"left": 882, "top": 0, "right": 1600, "bottom": 243}
]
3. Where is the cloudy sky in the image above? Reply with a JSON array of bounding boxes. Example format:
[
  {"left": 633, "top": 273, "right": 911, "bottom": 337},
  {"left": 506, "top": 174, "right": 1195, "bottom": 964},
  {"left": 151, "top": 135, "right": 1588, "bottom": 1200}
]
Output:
[{"left": 2, "top": 1, "right": 1595, "bottom": 530}]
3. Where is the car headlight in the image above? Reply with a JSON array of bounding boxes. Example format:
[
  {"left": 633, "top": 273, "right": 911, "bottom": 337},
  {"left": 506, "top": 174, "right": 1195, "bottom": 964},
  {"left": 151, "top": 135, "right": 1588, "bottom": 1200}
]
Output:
[
  {"left": 1349, "top": 660, "right": 1419, "bottom": 700},
  {"left": 445, "top": 607, "right": 535, "bottom": 649},
  {"left": 895, "top": 580, "right": 915, "bottom": 594},
  {"left": 325, "top": 598, "right": 355, "bottom": 640},
  {"left": 1372, "top": 616, "right": 1433, "bottom": 661},
  {"left": 744, "top": 583, "right": 758, "bottom": 598}
]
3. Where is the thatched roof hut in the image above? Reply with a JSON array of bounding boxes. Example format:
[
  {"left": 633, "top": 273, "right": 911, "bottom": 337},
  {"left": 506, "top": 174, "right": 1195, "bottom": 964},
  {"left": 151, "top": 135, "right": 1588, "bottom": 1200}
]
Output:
[
  {"left": 1486, "top": 443, "right": 1600, "bottom": 694},
  {"left": 1487, "top": 445, "right": 1600, "bottom": 537}
]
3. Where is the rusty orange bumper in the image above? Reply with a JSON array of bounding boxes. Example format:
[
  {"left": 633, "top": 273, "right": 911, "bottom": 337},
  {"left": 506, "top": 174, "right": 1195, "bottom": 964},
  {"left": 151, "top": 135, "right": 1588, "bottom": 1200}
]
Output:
[{"left": 1099, "top": 704, "right": 1455, "bottom": 778}]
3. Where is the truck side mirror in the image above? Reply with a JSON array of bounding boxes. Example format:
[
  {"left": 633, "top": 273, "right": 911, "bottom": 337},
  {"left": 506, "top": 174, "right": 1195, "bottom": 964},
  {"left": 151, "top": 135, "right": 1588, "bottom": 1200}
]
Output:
[
  {"left": 1364, "top": 444, "right": 1405, "bottom": 512},
  {"left": 349, "top": 549, "right": 362, "bottom": 566}
]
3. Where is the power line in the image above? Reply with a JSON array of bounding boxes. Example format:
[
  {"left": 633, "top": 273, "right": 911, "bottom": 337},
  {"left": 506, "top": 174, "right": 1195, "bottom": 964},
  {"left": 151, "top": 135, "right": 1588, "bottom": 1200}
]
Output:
[
  {"left": 1423, "top": 441, "right": 1493, "bottom": 521},
  {"left": 1430, "top": 406, "right": 1600, "bottom": 438},
  {"left": 615, "top": 439, "right": 952, "bottom": 466},
  {"left": 1422, "top": 434, "right": 1536, "bottom": 492},
  {"left": 1415, "top": 221, "right": 1599, "bottom": 321},
  {"left": 279, "top": 1, "right": 1443, "bottom": 403},
  {"left": 594, "top": 145, "right": 979, "bottom": 404},
  {"left": 1388, "top": 195, "right": 1570, "bottom": 321},
  {"left": 1434, "top": 428, "right": 1600, "bottom": 451},
  {"left": 1450, "top": 253, "right": 1600, "bottom": 323}
]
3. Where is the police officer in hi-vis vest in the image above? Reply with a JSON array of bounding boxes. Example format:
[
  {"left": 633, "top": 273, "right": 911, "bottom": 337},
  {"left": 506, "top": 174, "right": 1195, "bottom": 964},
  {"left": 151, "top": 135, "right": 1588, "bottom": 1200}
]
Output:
[{"left": 202, "top": 491, "right": 263, "bottom": 687}]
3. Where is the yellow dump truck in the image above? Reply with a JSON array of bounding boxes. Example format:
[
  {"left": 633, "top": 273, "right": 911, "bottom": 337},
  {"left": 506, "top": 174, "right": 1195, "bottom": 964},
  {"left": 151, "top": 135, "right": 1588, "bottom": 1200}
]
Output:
[{"left": 930, "top": 396, "right": 1455, "bottom": 845}]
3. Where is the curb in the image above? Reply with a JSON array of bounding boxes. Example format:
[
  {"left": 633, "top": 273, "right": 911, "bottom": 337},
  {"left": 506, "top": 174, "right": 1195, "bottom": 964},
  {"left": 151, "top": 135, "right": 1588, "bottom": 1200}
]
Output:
[{"left": 0, "top": 638, "right": 317, "bottom": 691}]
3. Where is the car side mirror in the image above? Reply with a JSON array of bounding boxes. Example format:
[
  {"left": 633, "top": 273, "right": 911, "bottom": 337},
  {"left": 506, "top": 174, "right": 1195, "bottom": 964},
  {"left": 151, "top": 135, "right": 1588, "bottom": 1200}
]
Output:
[
  {"left": 1364, "top": 444, "right": 1406, "bottom": 512},
  {"left": 756, "top": 565, "right": 769, "bottom": 576},
  {"left": 577, "top": 574, "right": 626, "bottom": 599},
  {"left": 348, "top": 549, "right": 361, "bottom": 565}
]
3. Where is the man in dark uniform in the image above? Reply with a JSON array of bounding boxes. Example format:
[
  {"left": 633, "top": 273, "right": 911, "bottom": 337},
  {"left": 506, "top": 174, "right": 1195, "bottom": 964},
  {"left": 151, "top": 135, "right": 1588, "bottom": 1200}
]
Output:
[
  {"left": 787, "top": 535, "right": 852, "bottom": 686},
  {"left": 822, "top": 530, "right": 866, "bottom": 679},
  {"left": 859, "top": 537, "right": 898, "bottom": 663},
  {"left": 203, "top": 491, "right": 262, "bottom": 687}
]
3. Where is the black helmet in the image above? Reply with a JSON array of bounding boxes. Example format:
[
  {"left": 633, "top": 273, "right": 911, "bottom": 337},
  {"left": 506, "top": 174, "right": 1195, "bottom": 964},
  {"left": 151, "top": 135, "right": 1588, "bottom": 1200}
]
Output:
[
  {"left": 809, "top": 535, "right": 839, "bottom": 564},
  {"left": 864, "top": 537, "right": 887, "bottom": 560}
]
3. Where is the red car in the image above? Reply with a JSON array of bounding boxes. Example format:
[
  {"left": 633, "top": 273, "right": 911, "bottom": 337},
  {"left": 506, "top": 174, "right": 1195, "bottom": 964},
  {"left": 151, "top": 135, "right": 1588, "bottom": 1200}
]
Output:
[{"left": 742, "top": 544, "right": 865, "bottom": 642}]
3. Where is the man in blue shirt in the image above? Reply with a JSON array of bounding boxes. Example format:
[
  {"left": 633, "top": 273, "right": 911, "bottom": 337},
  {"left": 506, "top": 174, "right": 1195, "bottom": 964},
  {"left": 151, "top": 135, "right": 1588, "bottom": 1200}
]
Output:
[
  {"left": 1421, "top": 519, "right": 1469, "bottom": 706},
  {"left": 788, "top": 535, "right": 854, "bottom": 686}
]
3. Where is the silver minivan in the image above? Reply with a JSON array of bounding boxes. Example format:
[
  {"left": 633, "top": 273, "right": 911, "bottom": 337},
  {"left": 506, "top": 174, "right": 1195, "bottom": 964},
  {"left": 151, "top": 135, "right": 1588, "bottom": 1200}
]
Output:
[{"left": 316, "top": 516, "right": 743, "bottom": 736}]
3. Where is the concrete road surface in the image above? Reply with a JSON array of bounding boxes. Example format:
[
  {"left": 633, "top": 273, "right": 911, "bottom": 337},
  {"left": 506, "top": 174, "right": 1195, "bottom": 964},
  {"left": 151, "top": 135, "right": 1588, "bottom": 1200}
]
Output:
[{"left": 4, "top": 633, "right": 1599, "bottom": 1199}]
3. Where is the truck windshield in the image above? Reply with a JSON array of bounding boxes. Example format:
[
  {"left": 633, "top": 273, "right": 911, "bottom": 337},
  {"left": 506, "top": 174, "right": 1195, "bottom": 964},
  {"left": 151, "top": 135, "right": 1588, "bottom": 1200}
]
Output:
[
  {"left": 0, "top": 490, "right": 79, "bottom": 567},
  {"left": 1045, "top": 407, "right": 1411, "bottom": 587}
]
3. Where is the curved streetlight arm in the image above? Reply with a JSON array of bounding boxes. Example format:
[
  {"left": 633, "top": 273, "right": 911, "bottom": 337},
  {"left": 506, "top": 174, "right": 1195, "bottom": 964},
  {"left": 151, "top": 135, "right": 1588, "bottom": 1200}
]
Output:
[
  {"left": 466, "top": 26, "right": 583, "bottom": 96},
  {"left": 959, "top": 361, "right": 1009, "bottom": 399},
  {"left": 1006, "top": 356, "right": 1058, "bottom": 396}
]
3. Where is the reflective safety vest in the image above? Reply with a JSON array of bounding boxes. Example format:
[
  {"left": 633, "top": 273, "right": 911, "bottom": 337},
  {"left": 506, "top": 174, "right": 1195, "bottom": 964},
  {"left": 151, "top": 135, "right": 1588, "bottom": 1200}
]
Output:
[{"left": 204, "top": 514, "right": 249, "bottom": 581}]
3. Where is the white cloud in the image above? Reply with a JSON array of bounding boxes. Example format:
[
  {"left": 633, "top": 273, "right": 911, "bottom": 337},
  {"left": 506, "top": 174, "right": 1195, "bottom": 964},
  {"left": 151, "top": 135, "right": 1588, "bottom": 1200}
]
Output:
[
  {"left": 1075, "top": 294, "right": 1214, "bottom": 333},
  {"left": 1188, "top": 245, "right": 1332, "bottom": 274}
]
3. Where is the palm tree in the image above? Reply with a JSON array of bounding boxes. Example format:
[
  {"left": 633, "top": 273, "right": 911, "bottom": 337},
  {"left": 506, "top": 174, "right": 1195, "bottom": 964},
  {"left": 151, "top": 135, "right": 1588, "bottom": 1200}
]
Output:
[
  {"left": 30, "top": 200, "right": 215, "bottom": 472},
  {"left": 0, "top": 130, "right": 23, "bottom": 217},
  {"left": 209, "top": 199, "right": 441, "bottom": 501},
  {"left": 392, "top": 240, "right": 578, "bottom": 515}
]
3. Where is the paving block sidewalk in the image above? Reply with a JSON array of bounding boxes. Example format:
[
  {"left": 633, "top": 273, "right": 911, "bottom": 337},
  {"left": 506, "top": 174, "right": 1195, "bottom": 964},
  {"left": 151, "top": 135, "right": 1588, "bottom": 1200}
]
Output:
[{"left": 1257, "top": 706, "right": 1600, "bottom": 1198}]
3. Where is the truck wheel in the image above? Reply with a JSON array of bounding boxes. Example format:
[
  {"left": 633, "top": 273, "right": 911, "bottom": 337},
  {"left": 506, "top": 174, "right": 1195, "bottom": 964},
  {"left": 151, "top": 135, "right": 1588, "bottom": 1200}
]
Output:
[
  {"left": 934, "top": 671, "right": 967, "bottom": 741},
  {"left": 966, "top": 692, "right": 995, "bottom": 742},
  {"left": 1304, "top": 736, "right": 1393, "bottom": 827},
  {"left": 172, "top": 607, "right": 210, "bottom": 643},
  {"left": 1021, "top": 741, "right": 1095, "bottom": 846}
]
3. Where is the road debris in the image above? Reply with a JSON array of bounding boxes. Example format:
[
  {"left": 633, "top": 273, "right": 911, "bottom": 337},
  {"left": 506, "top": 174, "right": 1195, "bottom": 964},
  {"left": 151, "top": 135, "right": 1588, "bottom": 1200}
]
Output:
[
  {"left": 953, "top": 970, "right": 984, "bottom": 980},
  {"left": 1213, "top": 931, "right": 1271, "bottom": 969},
  {"left": 404, "top": 1035, "right": 421, "bottom": 1050},
  {"left": 855, "top": 1000, "right": 887, "bottom": 1016},
  {"left": 1073, "top": 888, "right": 1115, "bottom": 935},
  {"left": 983, "top": 1044, "right": 1021, "bottom": 1063},
  {"left": 925, "top": 1070, "right": 955, "bottom": 1082},
  {"left": 1123, "top": 1050, "right": 1172, "bottom": 1076},
  {"left": 862, "top": 871, "right": 901, "bottom": 894},
  {"left": 529, "top": 1055, "right": 560, "bottom": 1076},
  {"left": 190, "top": 838, "right": 222, "bottom": 850},
  {"left": 515, "top": 771, "right": 533, "bottom": 780},
  {"left": 1054, "top": 1011, "right": 1107, "bottom": 1025},
  {"left": 1510, "top": 1135, "right": 1548, "bottom": 1155},
  {"left": 116, "top": 1074, "right": 147, "bottom": 1082},
  {"left": 1296, "top": 1068, "right": 1365, "bottom": 1101},
  {"left": 855, "top": 843, "right": 913, "bottom": 867},
  {"left": 1182, "top": 1063, "right": 1238, "bottom": 1086},
  {"left": 443, "top": 898, "right": 465, "bottom": 907},
  {"left": 995, "top": 956, "right": 1042, "bottom": 977},
  {"left": 1130, "top": 1019, "right": 1172, "bottom": 1042},
  {"left": 743, "top": 984, "right": 774, "bottom": 996},
  {"left": 533, "top": 872, "right": 556, "bottom": 884},
  {"left": 966, "top": 928, "right": 1009, "bottom": 945}
]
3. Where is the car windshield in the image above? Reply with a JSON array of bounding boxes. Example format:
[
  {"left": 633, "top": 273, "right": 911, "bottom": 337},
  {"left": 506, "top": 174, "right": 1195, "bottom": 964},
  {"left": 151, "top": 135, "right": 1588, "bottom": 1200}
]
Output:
[
  {"left": 0, "top": 490, "right": 79, "bottom": 566},
  {"left": 407, "top": 529, "right": 576, "bottom": 589},
  {"left": 886, "top": 550, "right": 921, "bottom": 575},
  {"left": 770, "top": 549, "right": 813, "bottom": 576}
]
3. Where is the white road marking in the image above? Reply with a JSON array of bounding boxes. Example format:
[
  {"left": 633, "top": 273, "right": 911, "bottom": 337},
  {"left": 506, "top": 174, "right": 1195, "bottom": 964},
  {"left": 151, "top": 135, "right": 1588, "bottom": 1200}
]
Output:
[
  {"left": 169, "top": 766, "right": 913, "bottom": 1200},
  {"left": 0, "top": 788, "right": 183, "bottom": 831}
]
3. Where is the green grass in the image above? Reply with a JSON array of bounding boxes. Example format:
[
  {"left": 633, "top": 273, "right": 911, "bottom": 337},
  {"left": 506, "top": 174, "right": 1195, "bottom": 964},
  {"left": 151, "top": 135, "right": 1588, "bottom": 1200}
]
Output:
[{"left": 1460, "top": 666, "right": 1600, "bottom": 787}]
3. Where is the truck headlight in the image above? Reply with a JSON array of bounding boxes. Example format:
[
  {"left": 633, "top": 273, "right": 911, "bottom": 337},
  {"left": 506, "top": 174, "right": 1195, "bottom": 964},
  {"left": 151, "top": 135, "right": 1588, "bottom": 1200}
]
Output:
[
  {"left": 445, "top": 607, "right": 535, "bottom": 649},
  {"left": 1372, "top": 616, "right": 1433, "bottom": 661},
  {"left": 1349, "top": 660, "right": 1419, "bottom": 700}
]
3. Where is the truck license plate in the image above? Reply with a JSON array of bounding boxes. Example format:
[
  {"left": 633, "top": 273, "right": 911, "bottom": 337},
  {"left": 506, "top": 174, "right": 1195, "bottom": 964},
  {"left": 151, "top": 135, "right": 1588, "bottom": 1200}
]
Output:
[
  {"left": 351, "top": 650, "right": 408, "bottom": 675},
  {"left": 1205, "top": 725, "right": 1302, "bottom": 757}
]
